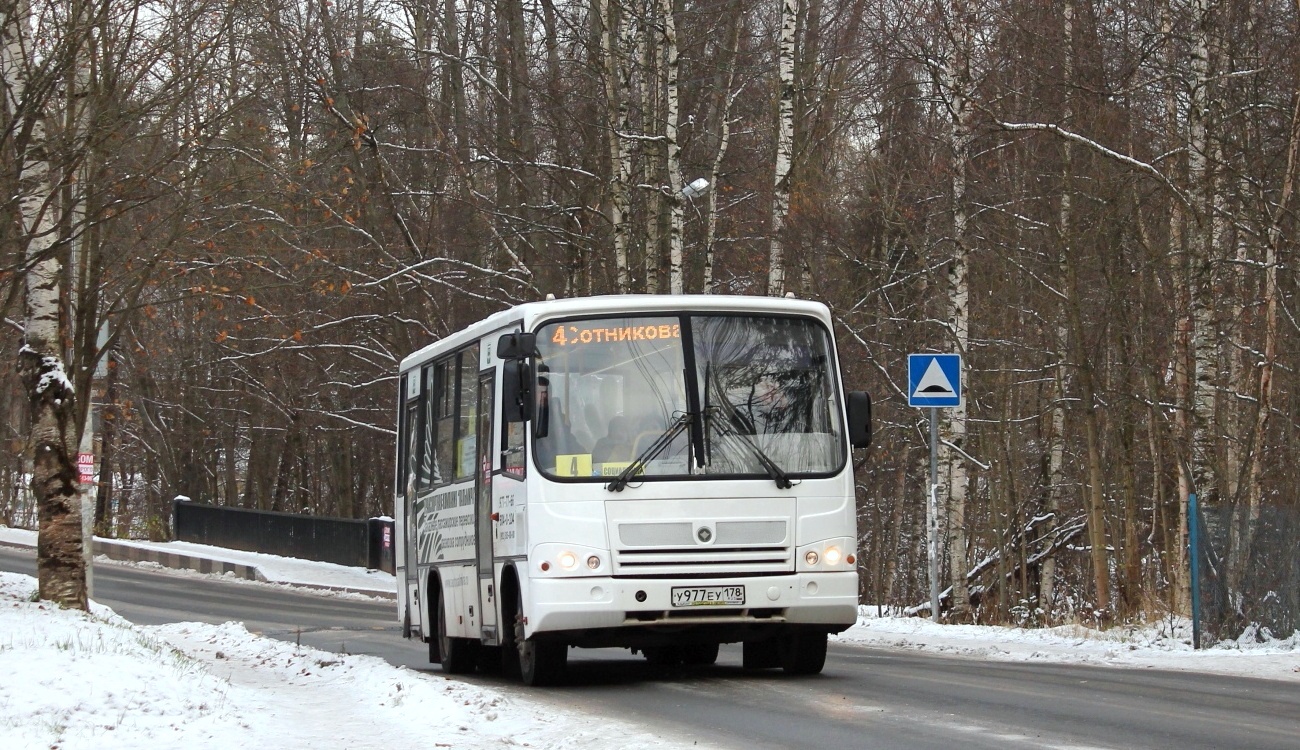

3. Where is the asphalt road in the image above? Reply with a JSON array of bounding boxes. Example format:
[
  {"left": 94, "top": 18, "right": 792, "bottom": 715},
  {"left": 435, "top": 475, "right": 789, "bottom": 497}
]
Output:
[{"left": 4, "top": 546, "right": 1298, "bottom": 750}]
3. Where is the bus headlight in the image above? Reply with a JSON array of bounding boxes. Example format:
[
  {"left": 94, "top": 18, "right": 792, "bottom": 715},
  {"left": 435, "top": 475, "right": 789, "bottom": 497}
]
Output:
[
  {"left": 797, "top": 539, "right": 856, "bottom": 570},
  {"left": 532, "top": 543, "right": 609, "bottom": 577}
]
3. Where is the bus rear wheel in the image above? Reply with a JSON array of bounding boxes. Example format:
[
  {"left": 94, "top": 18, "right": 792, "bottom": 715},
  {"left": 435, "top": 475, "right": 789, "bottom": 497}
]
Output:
[{"left": 515, "top": 610, "right": 566, "bottom": 686}]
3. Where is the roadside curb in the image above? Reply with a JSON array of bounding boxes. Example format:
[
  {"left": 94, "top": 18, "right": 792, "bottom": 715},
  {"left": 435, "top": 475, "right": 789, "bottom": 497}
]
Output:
[
  {"left": 1, "top": 534, "right": 395, "bottom": 600},
  {"left": 93, "top": 539, "right": 265, "bottom": 582}
]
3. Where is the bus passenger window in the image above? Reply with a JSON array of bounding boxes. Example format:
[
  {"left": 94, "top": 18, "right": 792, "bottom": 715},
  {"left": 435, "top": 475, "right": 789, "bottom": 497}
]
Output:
[
  {"left": 434, "top": 360, "right": 454, "bottom": 485},
  {"left": 419, "top": 366, "right": 437, "bottom": 488},
  {"left": 455, "top": 345, "right": 479, "bottom": 479}
]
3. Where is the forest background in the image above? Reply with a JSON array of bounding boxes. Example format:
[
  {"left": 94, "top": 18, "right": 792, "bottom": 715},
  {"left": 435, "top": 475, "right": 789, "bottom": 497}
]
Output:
[{"left": 2, "top": 0, "right": 1297, "bottom": 641}]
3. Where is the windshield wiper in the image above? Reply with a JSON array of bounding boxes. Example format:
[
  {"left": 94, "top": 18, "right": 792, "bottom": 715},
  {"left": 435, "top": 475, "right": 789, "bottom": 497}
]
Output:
[
  {"left": 606, "top": 412, "right": 694, "bottom": 492},
  {"left": 706, "top": 401, "right": 794, "bottom": 489}
]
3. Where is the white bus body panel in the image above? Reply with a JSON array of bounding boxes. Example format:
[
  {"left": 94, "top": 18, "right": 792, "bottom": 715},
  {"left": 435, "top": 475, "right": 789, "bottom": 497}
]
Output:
[
  {"left": 397, "top": 296, "right": 859, "bottom": 653},
  {"left": 518, "top": 474, "right": 856, "bottom": 640}
]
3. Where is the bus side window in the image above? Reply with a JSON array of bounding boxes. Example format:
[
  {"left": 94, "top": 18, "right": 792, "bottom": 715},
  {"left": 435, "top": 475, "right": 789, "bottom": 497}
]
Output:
[
  {"left": 419, "top": 366, "right": 437, "bottom": 488},
  {"left": 402, "top": 380, "right": 421, "bottom": 495},
  {"left": 503, "top": 420, "right": 526, "bottom": 477},
  {"left": 434, "top": 359, "right": 455, "bottom": 485},
  {"left": 455, "top": 345, "right": 480, "bottom": 479}
]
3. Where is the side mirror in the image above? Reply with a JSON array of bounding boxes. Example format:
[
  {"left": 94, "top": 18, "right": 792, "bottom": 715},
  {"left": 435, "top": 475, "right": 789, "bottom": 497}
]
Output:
[
  {"left": 497, "top": 332, "right": 538, "bottom": 360},
  {"left": 847, "top": 391, "right": 872, "bottom": 449},
  {"left": 502, "top": 361, "right": 533, "bottom": 422}
]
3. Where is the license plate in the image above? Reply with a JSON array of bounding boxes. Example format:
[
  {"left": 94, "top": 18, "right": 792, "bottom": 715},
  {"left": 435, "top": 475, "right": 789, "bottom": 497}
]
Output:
[{"left": 671, "top": 585, "right": 745, "bottom": 607}]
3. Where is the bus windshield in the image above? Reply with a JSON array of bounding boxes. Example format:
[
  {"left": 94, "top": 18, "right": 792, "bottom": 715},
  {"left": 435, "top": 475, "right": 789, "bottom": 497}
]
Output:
[{"left": 533, "top": 314, "right": 844, "bottom": 482}]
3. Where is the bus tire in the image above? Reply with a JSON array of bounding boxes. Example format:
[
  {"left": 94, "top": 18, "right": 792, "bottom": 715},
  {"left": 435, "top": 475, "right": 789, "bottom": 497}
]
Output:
[
  {"left": 780, "top": 630, "right": 828, "bottom": 675},
  {"left": 682, "top": 643, "right": 720, "bottom": 666},
  {"left": 439, "top": 600, "right": 478, "bottom": 674},
  {"left": 516, "top": 610, "right": 566, "bottom": 686}
]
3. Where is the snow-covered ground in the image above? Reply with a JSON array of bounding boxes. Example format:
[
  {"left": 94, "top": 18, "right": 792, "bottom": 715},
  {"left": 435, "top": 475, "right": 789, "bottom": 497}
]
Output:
[
  {"left": 0, "top": 570, "right": 722, "bottom": 750},
  {"left": 837, "top": 607, "right": 1300, "bottom": 683},
  {"left": 2, "top": 524, "right": 1297, "bottom": 749}
]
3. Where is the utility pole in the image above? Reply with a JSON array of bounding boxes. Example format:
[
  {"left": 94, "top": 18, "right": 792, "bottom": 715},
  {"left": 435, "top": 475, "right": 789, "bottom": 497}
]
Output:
[{"left": 909, "top": 353, "right": 963, "bottom": 621}]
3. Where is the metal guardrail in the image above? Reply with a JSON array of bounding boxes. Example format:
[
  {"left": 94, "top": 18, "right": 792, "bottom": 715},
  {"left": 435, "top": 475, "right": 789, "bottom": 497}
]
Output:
[{"left": 173, "top": 499, "right": 394, "bottom": 574}]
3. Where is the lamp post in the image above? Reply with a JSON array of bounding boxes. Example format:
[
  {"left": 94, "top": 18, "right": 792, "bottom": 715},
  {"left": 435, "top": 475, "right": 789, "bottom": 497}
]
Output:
[
  {"left": 681, "top": 177, "right": 709, "bottom": 199},
  {"left": 670, "top": 178, "right": 711, "bottom": 294}
]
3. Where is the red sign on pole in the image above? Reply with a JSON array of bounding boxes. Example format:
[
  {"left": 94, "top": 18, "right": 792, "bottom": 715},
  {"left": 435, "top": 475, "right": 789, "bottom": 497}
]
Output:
[{"left": 77, "top": 453, "right": 95, "bottom": 487}]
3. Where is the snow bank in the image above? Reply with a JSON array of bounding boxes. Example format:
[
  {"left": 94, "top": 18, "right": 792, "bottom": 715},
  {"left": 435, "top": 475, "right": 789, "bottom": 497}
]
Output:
[
  {"left": 0, "top": 571, "right": 713, "bottom": 750},
  {"left": 835, "top": 605, "right": 1300, "bottom": 682}
]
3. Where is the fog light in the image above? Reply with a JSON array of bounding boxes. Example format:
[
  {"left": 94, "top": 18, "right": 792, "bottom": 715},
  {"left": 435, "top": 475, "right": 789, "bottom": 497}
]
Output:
[
  {"left": 846, "top": 553, "right": 856, "bottom": 565},
  {"left": 586, "top": 555, "right": 601, "bottom": 570},
  {"left": 824, "top": 547, "right": 842, "bottom": 566},
  {"left": 559, "top": 551, "right": 577, "bottom": 570},
  {"left": 805, "top": 550, "right": 820, "bottom": 566},
  {"left": 540, "top": 561, "right": 551, "bottom": 572}
]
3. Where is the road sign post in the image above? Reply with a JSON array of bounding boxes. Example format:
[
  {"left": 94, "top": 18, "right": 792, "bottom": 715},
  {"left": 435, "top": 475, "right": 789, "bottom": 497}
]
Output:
[{"left": 909, "top": 354, "right": 963, "bottom": 621}]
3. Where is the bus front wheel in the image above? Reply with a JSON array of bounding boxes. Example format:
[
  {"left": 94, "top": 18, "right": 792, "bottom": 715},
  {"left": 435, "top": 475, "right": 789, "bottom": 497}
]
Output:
[
  {"left": 780, "top": 630, "right": 828, "bottom": 675},
  {"left": 515, "top": 610, "right": 566, "bottom": 686}
]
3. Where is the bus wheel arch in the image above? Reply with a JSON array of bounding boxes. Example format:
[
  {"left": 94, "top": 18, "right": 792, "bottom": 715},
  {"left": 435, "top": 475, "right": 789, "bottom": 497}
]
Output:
[
  {"left": 431, "top": 570, "right": 478, "bottom": 674},
  {"left": 498, "top": 565, "right": 523, "bottom": 676},
  {"left": 499, "top": 565, "right": 522, "bottom": 637},
  {"left": 500, "top": 566, "right": 565, "bottom": 685},
  {"left": 425, "top": 572, "right": 442, "bottom": 664}
]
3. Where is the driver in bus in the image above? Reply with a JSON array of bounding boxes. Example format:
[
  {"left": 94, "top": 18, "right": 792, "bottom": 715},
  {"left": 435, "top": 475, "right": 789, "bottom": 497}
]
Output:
[
  {"left": 592, "top": 415, "right": 635, "bottom": 464},
  {"left": 534, "top": 376, "right": 585, "bottom": 471}
]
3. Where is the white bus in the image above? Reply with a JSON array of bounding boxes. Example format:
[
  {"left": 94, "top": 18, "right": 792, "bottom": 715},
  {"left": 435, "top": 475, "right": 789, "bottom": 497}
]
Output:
[{"left": 395, "top": 294, "right": 871, "bottom": 685}]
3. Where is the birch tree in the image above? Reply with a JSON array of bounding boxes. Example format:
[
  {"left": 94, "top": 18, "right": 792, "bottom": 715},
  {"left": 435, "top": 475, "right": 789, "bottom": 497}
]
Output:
[
  {"left": 936, "top": 0, "right": 975, "bottom": 618},
  {"left": 662, "top": 0, "right": 685, "bottom": 294},
  {"left": 604, "top": 0, "right": 634, "bottom": 291},
  {"left": 768, "top": 0, "right": 797, "bottom": 295},
  {"left": 4, "top": 0, "right": 86, "bottom": 609}
]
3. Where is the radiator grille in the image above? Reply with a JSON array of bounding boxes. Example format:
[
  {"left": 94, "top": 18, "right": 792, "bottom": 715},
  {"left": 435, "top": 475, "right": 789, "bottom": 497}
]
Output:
[
  {"left": 716, "top": 520, "right": 785, "bottom": 545},
  {"left": 613, "top": 545, "right": 792, "bottom": 576},
  {"left": 613, "top": 517, "right": 791, "bottom": 576},
  {"left": 619, "top": 522, "right": 692, "bottom": 547}
]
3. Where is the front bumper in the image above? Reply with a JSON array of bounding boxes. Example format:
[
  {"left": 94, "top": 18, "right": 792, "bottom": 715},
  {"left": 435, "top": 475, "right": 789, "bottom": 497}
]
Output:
[{"left": 525, "top": 571, "right": 858, "bottom": 639}]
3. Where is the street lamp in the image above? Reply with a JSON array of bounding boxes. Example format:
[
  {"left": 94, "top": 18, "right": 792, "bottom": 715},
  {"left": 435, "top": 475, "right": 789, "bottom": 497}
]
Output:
[{"left": 680, "top": 177, "right": 710, "bottom": 199}]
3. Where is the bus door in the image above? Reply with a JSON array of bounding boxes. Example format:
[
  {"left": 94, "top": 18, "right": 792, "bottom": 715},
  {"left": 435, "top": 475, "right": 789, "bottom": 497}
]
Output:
[
  {"left": 475, "top": 370, "right": 498, "bottom": 642},
  {"left": 399, "top": 372, "right": 423, "bottom": 634}
]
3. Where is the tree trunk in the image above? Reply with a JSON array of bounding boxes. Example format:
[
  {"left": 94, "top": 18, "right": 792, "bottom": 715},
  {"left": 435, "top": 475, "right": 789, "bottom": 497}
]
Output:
[
  {"left": 7, "top": 0, "right": 88, "bottom": 610},
  {"left": 662, "top": 0, "right": 684, "bottom": 294},
  {"left": 94, "top": 356, "right": 118, "bottom": 536},
  {"left": 940, "top": 0, "right": 974, "bottom": 619},
  {"left": 1160, "top": 0, "right": 1192, "bottom": 615},
  {"left": 767, "top": 0, "right": 797, "bottom": 296},
  {"left": 1186, "top": 0, "right": 1219, "bottom": 508},
  {"left": 602, "top": 0, "right": 633, "bottom": 292},
  {"left": 701, "top": 0, "right": 742, "bottom": 293}
]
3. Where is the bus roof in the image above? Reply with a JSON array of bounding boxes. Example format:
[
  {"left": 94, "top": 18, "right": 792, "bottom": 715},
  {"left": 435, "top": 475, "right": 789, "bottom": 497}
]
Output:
[{"left": 398, "top": 294, "right": 832, "bottom": 372}]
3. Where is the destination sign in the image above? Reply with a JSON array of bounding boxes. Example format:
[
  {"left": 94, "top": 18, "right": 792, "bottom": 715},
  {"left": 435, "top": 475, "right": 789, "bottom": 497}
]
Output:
[{"left": 548, "top": 323, "right": 681, "bottom": 347}]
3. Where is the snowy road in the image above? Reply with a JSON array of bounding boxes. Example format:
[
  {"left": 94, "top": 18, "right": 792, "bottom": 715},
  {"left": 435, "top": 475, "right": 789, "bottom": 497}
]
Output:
[{"left": 2, "top": 546, "right": 1297, "bottom": 750}]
